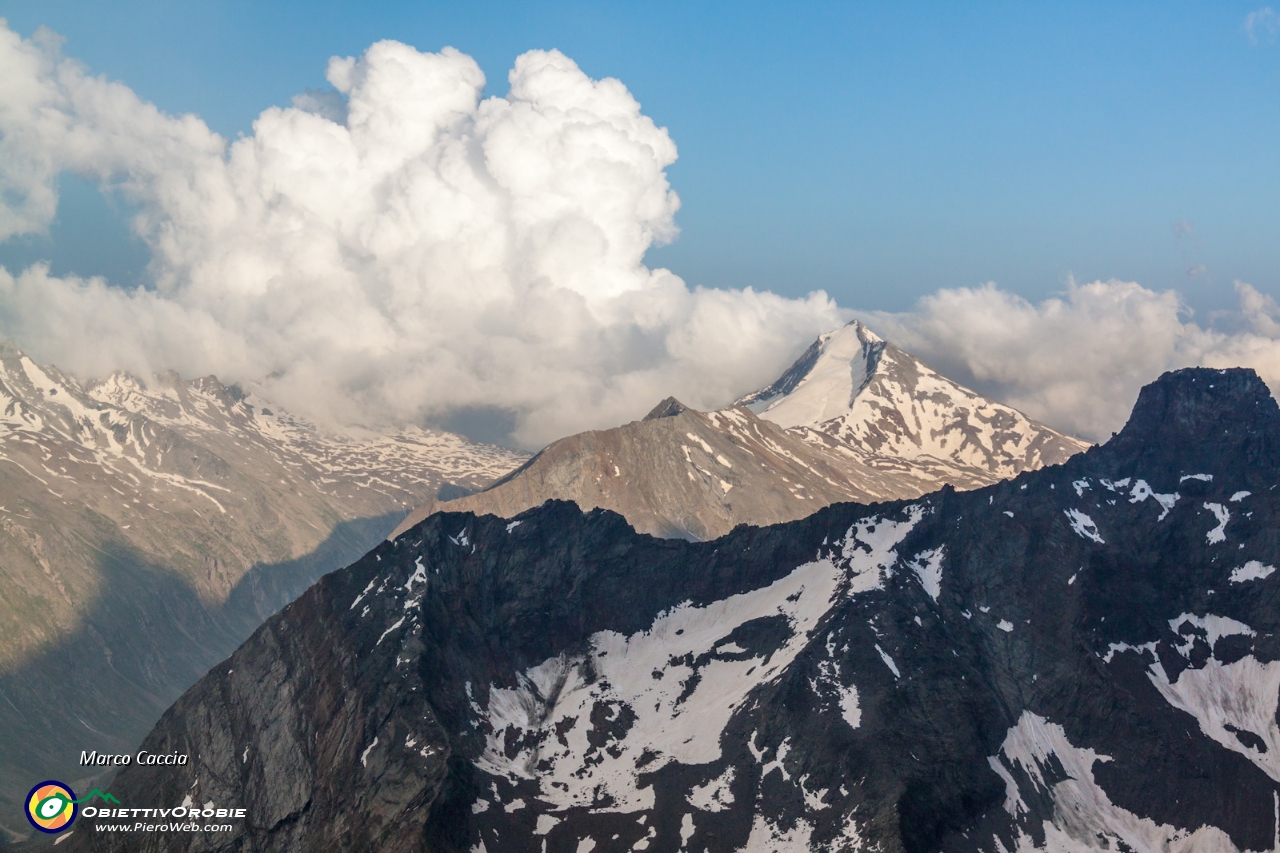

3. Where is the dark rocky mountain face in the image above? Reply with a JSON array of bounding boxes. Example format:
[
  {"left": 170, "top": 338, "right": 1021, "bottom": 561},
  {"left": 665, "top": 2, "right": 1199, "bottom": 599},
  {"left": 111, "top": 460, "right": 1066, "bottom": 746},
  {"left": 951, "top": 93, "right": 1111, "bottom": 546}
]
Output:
[{"left": 74, "top": 368, "right": 1280, "bottom": 852}]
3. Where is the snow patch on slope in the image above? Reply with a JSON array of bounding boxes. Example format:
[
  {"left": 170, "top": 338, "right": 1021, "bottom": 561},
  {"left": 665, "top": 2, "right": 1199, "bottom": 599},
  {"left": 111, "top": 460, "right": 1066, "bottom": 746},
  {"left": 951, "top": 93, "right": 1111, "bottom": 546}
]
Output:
[
  {"left": 909, "top": 546, "right": 944, "bottom": 601},
  {"left": 1230, "top": 561, "right": 1276, "bottom": 584},
  {"left": 834, "top": 505, "right": 926, "bottom": 595},
  {"left": 837, "top": 684, "right": 861, "bottom": 729},
  {"left": 1203, "top": 503, "right": 1230, "bottom": 544},
  {"left": 1149, "top": 654, "right": 1280, "bottom": 784},
  {"left": 1128, "top": 479, "right": 1178, "bottom": 521},
  {"left": 1167, "top": 613, "right": 1255, "bottom": 658},
  {"left": 1103, "top": 641, "right": 1157, "bottom": 665},
  {"left": 990, "top": 711, "right": 1242, "bottom": 852},
  {"left": 1064, "top": 509, "right": 1104, "bottom": 544},
  {"left": 687, "top": 766, "right": 735, "bottom": 812},
  {"left": 875, "top": 644, "right": 900, "bottom": 679},
  {"left": 736, "top": 813, "right": 814, "bottom": 853}
]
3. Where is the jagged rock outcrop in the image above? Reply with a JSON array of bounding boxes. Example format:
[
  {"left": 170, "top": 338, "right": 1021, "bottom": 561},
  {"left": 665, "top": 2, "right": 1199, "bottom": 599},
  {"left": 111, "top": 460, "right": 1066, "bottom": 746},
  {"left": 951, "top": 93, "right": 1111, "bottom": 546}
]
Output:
[
  {"left": 0, "top": 344, "right": 524, "bottom": 841},
  {"left": 76, "top": 367, "right": 1280, "bottom": 852},
  {"left": 393, "top": 321, "right": 1088, "bottom": 541}
]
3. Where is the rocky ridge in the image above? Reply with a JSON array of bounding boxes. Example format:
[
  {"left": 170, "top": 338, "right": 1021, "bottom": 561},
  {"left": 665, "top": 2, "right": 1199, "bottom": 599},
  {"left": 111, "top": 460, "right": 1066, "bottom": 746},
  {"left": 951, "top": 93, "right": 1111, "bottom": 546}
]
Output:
[
  {"left": 80, "top": 367, "right": 1280, "bottom": 852},
  {"left": 0, "top": 343, "right": 525, "bottom": 840},
  {"left": 393, "top": 397, "right": 953, "bottom": 542},
  {"left": 394, "top": 321, "right": 1088, "bottom": 541}
]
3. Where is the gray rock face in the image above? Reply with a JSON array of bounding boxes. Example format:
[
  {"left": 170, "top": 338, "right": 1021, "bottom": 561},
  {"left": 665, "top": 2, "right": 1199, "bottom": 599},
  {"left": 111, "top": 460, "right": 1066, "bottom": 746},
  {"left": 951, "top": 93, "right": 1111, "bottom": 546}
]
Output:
[
  {"left": 79, "top": 367, "right": 1280, "bottom": 852},
  {"left": 394, "top": 322, "right": 1087, "bottom": 542},
  {"left": 0, "top": 344, "right": 524, "bottom": 840}
]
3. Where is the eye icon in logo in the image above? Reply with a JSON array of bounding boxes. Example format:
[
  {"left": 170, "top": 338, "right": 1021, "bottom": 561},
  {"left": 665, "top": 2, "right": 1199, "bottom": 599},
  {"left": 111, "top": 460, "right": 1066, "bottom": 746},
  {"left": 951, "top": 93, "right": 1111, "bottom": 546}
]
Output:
[{"left": 26, "top": 781, "right": 77, "bottom": 833}]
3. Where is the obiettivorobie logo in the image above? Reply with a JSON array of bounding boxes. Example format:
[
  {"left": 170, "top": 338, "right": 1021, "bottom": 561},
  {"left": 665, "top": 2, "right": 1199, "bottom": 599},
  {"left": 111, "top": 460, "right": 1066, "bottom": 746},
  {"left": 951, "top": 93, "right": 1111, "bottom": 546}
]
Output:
[
  {"left": 26, "top": 781, "right": 244, "bottom": 836},
  {"left": 25, "top": 781, "right": 119, "bottom": 834}
]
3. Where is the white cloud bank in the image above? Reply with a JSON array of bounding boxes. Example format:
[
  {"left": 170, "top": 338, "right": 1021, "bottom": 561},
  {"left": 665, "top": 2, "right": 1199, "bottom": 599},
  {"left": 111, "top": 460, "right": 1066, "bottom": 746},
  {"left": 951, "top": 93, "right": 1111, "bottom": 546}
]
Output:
[
  {"left": 864, "top": 280, "right": 1280, "bottom": 442},
  {"left": 1, "top": 22, "right": 1279, "bottom": 448},
  {"left": 0, "top": 23, "right": 843, "bottom": 446}
]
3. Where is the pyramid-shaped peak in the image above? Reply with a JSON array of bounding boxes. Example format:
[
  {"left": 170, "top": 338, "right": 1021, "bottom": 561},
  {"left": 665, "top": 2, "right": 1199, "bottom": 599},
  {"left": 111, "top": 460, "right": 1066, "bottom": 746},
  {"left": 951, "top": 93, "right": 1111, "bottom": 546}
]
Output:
[
  {"left": 729, "top": 318, "right": 1088, "bottom": 476},
  {"left": 643, "top": 397, "right": 688, "bottom": 420},
  {"left": 824, "top": 319, "right": 882, "bottom": 345}
]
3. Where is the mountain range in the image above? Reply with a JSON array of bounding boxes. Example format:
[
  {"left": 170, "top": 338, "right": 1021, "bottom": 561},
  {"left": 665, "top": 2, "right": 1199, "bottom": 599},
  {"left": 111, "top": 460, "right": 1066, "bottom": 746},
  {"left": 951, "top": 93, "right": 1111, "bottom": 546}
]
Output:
[
  {"left": 79, "top": 366, "right": 1280, "bottom": 852},
  {"left": 393, "top": 321, "right": 1088, "bottom": 541},
  {"left": 0, "top": 344, "right": 524, "bottom": 841},
  {"left": 0, "top": 320, "right": 1092, "bottom": 846}
]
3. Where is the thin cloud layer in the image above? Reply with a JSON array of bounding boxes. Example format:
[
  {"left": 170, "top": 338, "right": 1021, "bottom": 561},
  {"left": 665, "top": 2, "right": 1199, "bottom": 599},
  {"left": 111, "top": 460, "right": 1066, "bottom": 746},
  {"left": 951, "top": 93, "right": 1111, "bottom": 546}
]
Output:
[
  {"left": 862, "top": 280, "right": 1280, "bottom": 442},
  {"left": 1245, "top": 7, "right": 1279, "bottom": 43},
  {"left": 0, "top": 24, "right": 844, "bottom": 447}
]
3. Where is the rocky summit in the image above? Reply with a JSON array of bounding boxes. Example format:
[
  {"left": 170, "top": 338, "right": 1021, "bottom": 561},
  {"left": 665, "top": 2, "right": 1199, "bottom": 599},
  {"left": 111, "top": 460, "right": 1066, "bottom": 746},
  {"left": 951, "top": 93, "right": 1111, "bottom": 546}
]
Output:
[{"left": 75, "top": 367, "right": 1280, "bottom": 852}]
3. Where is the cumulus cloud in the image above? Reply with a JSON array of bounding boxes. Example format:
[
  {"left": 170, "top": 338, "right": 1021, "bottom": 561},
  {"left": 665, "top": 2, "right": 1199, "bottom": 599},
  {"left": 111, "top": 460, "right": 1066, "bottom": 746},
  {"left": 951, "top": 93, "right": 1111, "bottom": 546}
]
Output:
[
  {"left": 861, "top": 280, "right": 1280, "bottom": 442},
  {"left": 0, "top": 23, "right": 844, "bottom": 447},
  {"left": 3, "top": 23, "right": 1279, "bottom": 451}
]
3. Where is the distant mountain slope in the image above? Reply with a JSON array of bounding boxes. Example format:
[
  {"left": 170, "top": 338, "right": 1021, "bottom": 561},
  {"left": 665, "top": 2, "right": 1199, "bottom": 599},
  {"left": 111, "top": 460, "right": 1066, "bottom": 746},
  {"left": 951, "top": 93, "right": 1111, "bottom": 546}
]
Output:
[
  {"left": 0, "top": 343, "right": 525, "bottom": 842},
  {"left": 394, "top": 322, "right": 1088, "bottom": 541},
  {"left": 92, "top": 367, "right": 1280, "bottom": 853},
  {"left": 393, "top": 397, "right": 947, "bottom": 541}
]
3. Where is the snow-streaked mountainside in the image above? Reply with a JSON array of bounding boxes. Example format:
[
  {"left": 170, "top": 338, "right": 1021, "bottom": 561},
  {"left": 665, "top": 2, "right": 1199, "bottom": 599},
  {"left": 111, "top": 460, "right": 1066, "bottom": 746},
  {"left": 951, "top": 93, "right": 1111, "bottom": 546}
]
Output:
[
  {"left": 395, "top": 322, "right": 1087, "bottom": 541},
  {"left": 738, "top": 320, "right": 1088, "bottom": 484},
  {"left": 0, "top": 342, "right": 524, "bottom": 842},
  {"left": 90, "top": 367, "right": 1280, "bottom": 852},
  {"left": 87, "top": 372, "right": 518, "bottom": 513}
]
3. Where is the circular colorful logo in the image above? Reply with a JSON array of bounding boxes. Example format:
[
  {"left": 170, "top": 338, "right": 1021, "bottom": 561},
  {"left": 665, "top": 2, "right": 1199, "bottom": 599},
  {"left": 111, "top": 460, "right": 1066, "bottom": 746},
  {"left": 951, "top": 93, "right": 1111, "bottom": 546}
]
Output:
[{"left": 26, "top": 781, "right": 77, "bottom": 833}]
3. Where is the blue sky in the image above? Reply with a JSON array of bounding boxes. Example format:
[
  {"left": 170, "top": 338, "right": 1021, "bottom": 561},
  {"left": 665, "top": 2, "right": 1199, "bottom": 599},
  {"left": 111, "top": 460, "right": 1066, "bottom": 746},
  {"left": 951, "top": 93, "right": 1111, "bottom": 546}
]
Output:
[{"left": 2, "top": 0, "right": 1276, "bottom": 318}]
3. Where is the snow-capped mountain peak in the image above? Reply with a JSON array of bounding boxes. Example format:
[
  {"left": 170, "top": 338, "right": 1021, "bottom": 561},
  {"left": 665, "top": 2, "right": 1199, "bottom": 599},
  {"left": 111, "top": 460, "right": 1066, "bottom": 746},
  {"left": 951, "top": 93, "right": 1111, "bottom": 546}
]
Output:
[
  {"left": 736, "top": 320, "right": 883, "bottom": 428},
  {"left": 735, "top": 320, "right": 1089, "bottom": 484}
]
